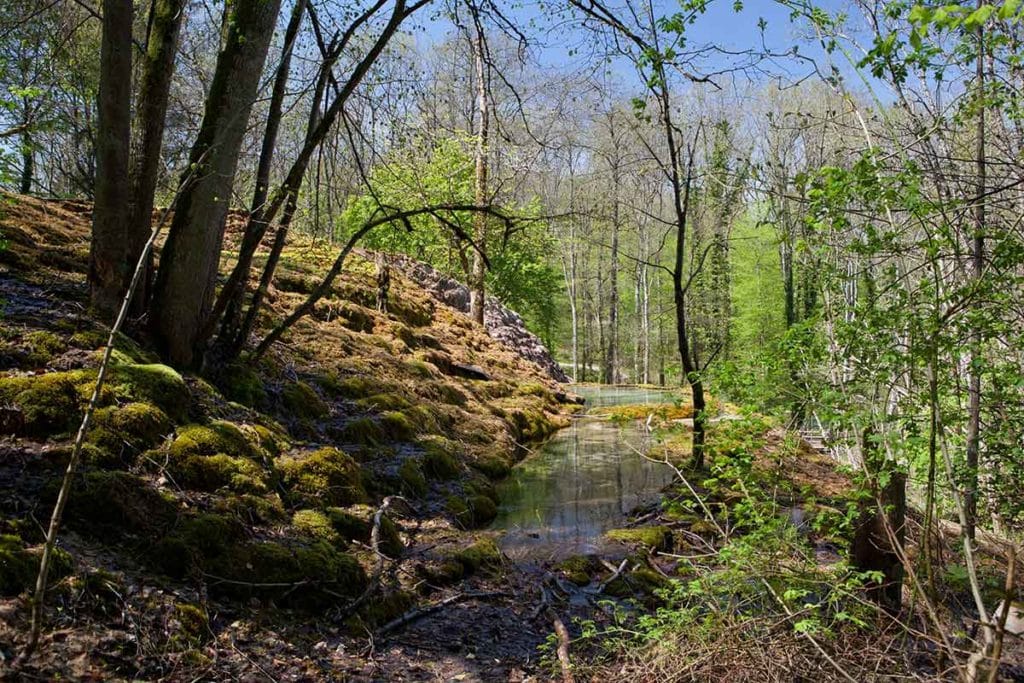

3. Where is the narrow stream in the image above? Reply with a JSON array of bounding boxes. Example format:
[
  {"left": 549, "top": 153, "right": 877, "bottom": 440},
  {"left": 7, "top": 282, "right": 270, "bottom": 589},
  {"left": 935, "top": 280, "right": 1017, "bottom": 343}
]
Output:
[{"left": 491, "top": 385, "right": 679, "bottom": 561}]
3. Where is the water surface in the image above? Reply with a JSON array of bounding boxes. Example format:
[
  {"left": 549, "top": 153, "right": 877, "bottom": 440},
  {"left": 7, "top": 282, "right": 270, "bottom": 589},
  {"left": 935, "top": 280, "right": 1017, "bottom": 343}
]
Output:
[{"left": 491, "top": 385, "right": 679, "bottom": 561}]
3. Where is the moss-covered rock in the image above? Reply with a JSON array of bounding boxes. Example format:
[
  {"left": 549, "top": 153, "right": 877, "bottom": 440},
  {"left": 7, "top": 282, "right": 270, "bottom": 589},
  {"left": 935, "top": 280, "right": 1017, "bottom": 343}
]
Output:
[
  {"left": 168, "top": 603, "right": 211, "bottom": 650},
  {"left": 324, "top": 505, "right": 403, "bottom": 557},
  {"left": 380, "top": 411, "right": 415, "bottom": 439},
  {"left": 397, "top": 458, "right": 427, "bottom": 497},
  {"left": 213, "top": 540, "right": 368, "bottom": 607},
  {"left": 0, "top": 534, "right": 73, "bottom": 596},
  {"left": 277, "top": 447, "right": 366, "bottom": 507},
  {"left": 446, "top": 494, "right": 497, "bottom": 529},
  {"left": 169, "top": 422, "right": 253, "bottom": 459},
  {"left": 87, "top": 402, "right": 171, "bottom": 457},
  {"left": 281, "top": 381, "right": 329, "bottom": 419},
  {"left": 22, "top": 330, "right": 67, "bottom": 367},
  {"left": 604, "top": 526, "right": 673, "bottom": 552},
  {"left": 216, "top": 363, "right": 266, "bottom": 407},
  {"left": 169, "top": 452, "right": 269, "bottom": 493},
  {"left": 63, "top": 471, "right": 177, "bottom": 536},
  {"left": 421, "top": 437, "right": 461, "bottom": 480},
  {"left": 557, "top": 554, "right": 601, "bottom": 586},
  {"left": 450, "top": 537, "right": 502, "bottom": 573},
  {"left": 109, "top": 364, "right": 190, "bottom": 422},
  {"left": 603, "top": 565, "right": 671, "bottom": 599},
  {"left": 355, "top": 588, "right": 415, "bottom": 628},
  {"left": 357, "top": 393, "right": 412, "bottom": 412},
  {"left": 293, "top": 509, "right": 342, "bottom": 545},
  {"left": 338, "top": 417, "right": 385, "bottom": 446},
  {"left": 470, "top": 454, "right": 511, "bottom": 480},
  {"left": 0, "top": 370, "right": 89, "bottom": 437}
]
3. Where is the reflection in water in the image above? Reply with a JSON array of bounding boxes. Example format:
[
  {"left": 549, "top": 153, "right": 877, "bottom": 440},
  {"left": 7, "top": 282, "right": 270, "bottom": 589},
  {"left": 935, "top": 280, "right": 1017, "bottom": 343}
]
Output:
[{"left": 492, "top": 386, "right": 679, "bottom": 560}]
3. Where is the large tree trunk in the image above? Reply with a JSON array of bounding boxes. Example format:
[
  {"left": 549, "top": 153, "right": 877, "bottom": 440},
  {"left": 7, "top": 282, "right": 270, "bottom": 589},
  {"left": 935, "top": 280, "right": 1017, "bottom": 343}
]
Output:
[
  {"left": 88, "top": 0, "right": 133, "bottom": 320},
  {"left": 125, "top": 0, "right": 188, "bottom": 315},
  {"left": 218, "top": 0, "right": 306, "bottom": 343},
  {"left": 150, "top": 0, "right": 282, "bottom": 367},
  {"left": 468, "top": 20, "right": 490, "bottom": 326}
]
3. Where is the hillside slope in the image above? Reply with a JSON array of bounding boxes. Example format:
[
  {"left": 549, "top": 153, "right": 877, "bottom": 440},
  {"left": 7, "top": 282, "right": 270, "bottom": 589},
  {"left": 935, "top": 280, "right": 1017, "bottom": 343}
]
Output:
[{"left": 0, "top": 195, "right": 576, "bottom": 679}]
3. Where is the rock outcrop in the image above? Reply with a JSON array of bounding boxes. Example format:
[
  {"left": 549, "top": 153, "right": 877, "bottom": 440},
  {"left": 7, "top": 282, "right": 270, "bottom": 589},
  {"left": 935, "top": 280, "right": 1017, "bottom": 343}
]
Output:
[{"left": 384, "top": 253, "right": 570, "bottom": 383}]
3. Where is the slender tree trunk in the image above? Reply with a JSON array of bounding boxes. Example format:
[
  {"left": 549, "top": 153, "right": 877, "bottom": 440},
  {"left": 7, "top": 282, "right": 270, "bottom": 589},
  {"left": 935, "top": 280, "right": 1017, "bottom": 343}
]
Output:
[
  {"left": 19, "top": 130, "right": 32, "bottom": 194},
  {"left": 88, "top": 0, "right": 133, "bottom": 320},
  {"left": 965, "top": 2, "right": 986, "bottom": 540},
  {"left": 469, "top": 18, "right": 490, "bottom": 326},
  {"left": 150, "top": 0, "right": 282, "bottom": 367},
  {"left": 125, "top": 0, "right": 188, "bottom": 315}
]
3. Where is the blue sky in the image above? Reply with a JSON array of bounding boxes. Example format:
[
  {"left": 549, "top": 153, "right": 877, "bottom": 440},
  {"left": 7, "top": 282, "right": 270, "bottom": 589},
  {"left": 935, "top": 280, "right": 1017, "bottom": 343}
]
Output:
[{"left": 413, "top": 0, "right": 865, "bottom": 92}]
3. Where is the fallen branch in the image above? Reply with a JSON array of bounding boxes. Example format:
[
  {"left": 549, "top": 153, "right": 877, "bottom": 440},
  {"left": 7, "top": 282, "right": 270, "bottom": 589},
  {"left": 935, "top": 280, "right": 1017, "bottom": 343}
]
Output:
[
  {"left": 546, "top": 606, "right": 575, "bottom": 683},
  {"left": 374, "top": 590, "right": 509, "bottom": 639},
  {"left": 595, "top": 558, "right": 629, "bottom": 595}
]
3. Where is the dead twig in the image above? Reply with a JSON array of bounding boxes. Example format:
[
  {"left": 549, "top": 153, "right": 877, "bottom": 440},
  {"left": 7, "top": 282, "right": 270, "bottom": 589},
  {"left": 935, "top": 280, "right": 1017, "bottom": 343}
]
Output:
[{"left": 546, "top": 606, "right": 575, "bottom": 683}]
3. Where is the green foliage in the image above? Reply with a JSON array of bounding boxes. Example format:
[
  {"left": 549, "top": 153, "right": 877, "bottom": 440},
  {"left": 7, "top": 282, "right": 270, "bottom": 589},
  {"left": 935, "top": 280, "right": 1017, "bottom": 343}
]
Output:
[
  {"left": 339, "top": 134, "right": 562, "bottom": 337},
  {"left": 277, "top": 447, "right": 367, "bottom": 507}
]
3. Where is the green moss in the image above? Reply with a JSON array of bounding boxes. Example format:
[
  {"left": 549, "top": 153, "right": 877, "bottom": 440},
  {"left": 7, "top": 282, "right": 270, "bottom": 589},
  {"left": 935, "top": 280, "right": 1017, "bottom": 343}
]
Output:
[
  {"left": 109, "top": 364, "right": 190, "bottom": 422},
  {"left": 402, "top": 359, "right": 435, "bottom": 378},
  {"left": 211, "top": 540, "right": 368, "bottom": 607},
  {"left": 217, "top": 363, "right": 266, "bottom": 407},
  {"left": 339, "top": 417, "right": 385, "bottom": 446},
  {"left": 356, "top": 393, "right": 412, "bottom": 412},
  {"left": 437, "top": 383, "right": 468, "bottom": 406},
  {"left": 63, "top": 471, "right": 177, "bottom": 535},
  {"left": 450, "top": 537, "right": 502, "bottom": 574},
  {"left": 689, "top": 520, "right": 719, "bottom": 535},
  {"left": 558, "top": 555, "right": 600, "bottom": 586},
  {"left": 170, "top": 422, "right": 253, "bottom": 459},
  {"left": 293, "top": 509, "right": 342, "bottom": 545},
  {"left": 421, "top": 437, "right": 461, "bottom": 480},
  {"left": 446, "top": 494, "right": 497, "bottom": 529},
  {"left": 211, "top": 493, "right": 287, "bottom": 526},
  {"left": 87, "top": 402, "right": 171, "bottom": 456},
  {"left": 603, "top": 566, "right": 671, "bottom": 599},
  {"left": 0, "top": 535, "right": 71, "bottom": 596},
  {"left": 356, "top": 589, "right": 415, "bottom": 628},
  {"left": 332, "top": 376, "right": 375, "bottom": 399},
  {"left": 168, "top": 453, "right": 269, "bottom": 493},
  {"left": 277, "top": 447, "right": 367, "bottom": 507},
  {"left": 168, "top": 603, "right": 211, "bottom": 650},
  {"left": 470, "top": 454, "right": 511, "bottom": 480},
  {"left": 324, "top": 505, "right": 403, "bottom": 556},
  {"left": 397, "top": 458, "right": 427, "bottom": 497},
  {"left": 282, "top": 381, "right": 328, "bottom": 419},
  {"left": 380, "top": 411, "right": 415, "bottom": 439},
  {"left": 516, "top": 382, "right": 552, "bottom": 399},
  {"left": 604, "top": 526, "right": 673, "bottom": 552},
  {"left": 0, "top": 536, "right": 35, "bottom": 593},
  {"left": 0, "top": 370, "right": 88, "bottom": 437},
  {"left": 70, "top": 329, "right": 157, "bottom": 364},
  {"left": 22, "top": 330, "right": 67, "bottom": 366}
]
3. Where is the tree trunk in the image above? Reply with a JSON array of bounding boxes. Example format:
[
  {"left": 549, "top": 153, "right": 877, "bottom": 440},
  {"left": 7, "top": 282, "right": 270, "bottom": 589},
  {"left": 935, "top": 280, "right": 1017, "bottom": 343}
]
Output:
[
  {"left": 965, "top": 0, "right": 986, "bottom": 541},
  {"left": 469, "top": 19, "right": 490, "bottom": 326},
  {"left": 19, "top": 130, "right": 32, "bottom": 194},
  {"left": 88, "top": 0, "right": 133, "bottom": 320},
  {"left": 125, "top": 0, "right": 188, "bottom": 315},
  {"left": 150, "top": 0, "right": 282, "bottom": 367},
  {"left": 218, "top": 0, "right": 306, "bottom": 342}
]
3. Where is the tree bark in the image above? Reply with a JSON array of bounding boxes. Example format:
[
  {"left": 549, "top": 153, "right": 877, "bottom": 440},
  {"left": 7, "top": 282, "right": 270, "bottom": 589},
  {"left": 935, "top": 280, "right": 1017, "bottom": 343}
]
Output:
[
  {"left": 88, "top": 0, "right": 133, "bottom": 320},
  {"left": 150, "top": 0, "right": 282, "bottom": 367},
  {"left": 469, "top": 16, "right": 490, "bottom": 326},
  {"left": 125, "top": 0, "right": 188, "bottom": 315},
  {"left": 218, "top": 0, "right": 307, "bottom": 342},
  {"left": 965, "top": 0, "right": 986, "bottom": 541}
]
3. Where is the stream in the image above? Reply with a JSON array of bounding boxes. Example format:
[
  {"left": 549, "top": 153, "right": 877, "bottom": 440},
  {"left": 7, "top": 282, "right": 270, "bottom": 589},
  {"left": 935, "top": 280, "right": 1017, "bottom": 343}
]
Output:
[{"left": 490, "top": 385, "right": 679, "bottom": 561}]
